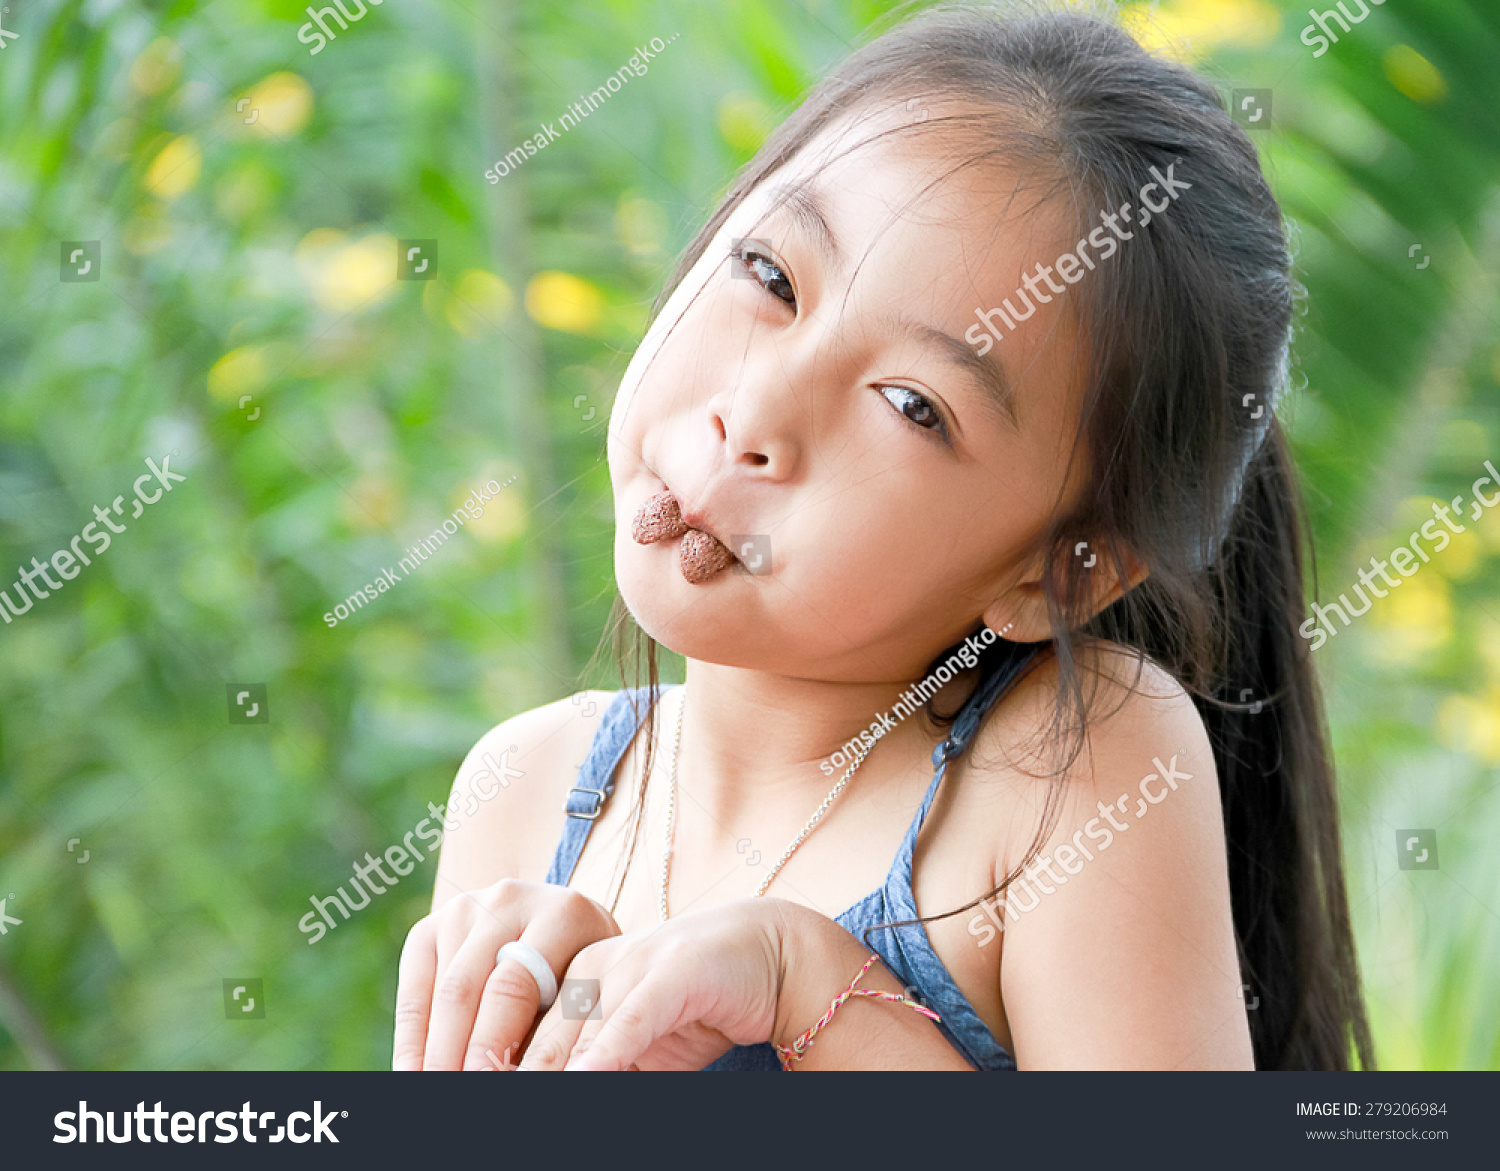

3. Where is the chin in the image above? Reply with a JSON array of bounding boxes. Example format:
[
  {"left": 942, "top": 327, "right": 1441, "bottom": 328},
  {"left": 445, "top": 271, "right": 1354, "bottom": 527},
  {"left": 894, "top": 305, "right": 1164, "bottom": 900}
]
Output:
[
  {"left": 614, "top": 531, "right": 789, "bottom": 668},
  {"left": 615, "top": 533, "right": 726, "bottom": 651}
]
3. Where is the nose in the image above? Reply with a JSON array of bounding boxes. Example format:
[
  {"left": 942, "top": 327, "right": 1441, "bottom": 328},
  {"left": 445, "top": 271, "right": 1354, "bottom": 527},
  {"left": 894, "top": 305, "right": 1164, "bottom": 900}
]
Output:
[{"left": 707, "top": 380, "right": 801, "bottom": 481}]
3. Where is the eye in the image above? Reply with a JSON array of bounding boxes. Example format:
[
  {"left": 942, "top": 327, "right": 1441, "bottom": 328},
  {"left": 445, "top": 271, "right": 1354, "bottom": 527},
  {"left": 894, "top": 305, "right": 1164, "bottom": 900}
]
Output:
[
  {"left": 731, "top": 243, "right": 796, "bottom": 305},
  {"left": 879, "top": 385, "right": 949, "bottom": 439}
]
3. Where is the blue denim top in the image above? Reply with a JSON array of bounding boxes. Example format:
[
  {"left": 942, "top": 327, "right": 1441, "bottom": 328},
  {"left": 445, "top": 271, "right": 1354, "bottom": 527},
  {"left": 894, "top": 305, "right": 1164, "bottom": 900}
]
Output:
[{"left": 543, "top": 644, "right": 1040, "bottom": 1070}]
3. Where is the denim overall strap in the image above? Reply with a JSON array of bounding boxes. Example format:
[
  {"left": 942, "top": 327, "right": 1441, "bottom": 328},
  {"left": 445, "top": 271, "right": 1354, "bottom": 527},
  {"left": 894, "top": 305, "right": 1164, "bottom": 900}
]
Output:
[
  {"left": 543, "top": 688, "right": 657, "bottom": 887},
  {"left": 871, "top": 640, "right": 1045, "bottom": 1069},
  {"left": 933, "top": 639, "right": 1044, "bottom": 768}
]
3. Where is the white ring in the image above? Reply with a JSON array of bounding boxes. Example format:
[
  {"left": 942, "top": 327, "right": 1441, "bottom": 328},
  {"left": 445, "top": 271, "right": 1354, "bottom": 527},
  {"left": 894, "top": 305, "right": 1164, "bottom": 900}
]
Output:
[{"left": 496, "top": 941, "right": 558, "bottom": 1008}]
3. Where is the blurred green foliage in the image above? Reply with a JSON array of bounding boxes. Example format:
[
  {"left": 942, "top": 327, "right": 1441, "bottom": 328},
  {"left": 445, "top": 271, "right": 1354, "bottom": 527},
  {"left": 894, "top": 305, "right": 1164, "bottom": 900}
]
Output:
[{"left": 0, "top": 0, "right": 1496, "bottom": 1069}]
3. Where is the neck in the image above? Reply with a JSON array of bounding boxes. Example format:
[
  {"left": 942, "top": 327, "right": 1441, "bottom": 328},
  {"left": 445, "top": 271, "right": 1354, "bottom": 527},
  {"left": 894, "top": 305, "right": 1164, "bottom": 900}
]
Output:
[{"left": 668, "top": 659, "right": 976, "bottom": 828}]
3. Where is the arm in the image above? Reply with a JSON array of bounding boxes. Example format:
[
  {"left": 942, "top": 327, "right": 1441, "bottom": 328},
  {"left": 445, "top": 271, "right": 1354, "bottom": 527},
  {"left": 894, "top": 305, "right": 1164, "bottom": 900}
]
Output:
[
  {"left": 770, "top": 900, "right": 973, "bottom": 1070},
  {"left": 429, "top": 690, "right": 612, "bottom": 910},
  {"left": 393, "top": 692, "right": 622, "bottom": 1070},
  {"left": 514, "top": 897, "right": 973, "bottom": 1070},
  {"left": 993, "top": 661, "right": 1254, "bottom": 1069}
]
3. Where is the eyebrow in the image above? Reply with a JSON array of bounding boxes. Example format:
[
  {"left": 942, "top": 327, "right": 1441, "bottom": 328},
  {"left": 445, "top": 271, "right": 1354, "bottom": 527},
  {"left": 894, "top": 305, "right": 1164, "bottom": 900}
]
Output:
[
  {"left": 763, "top": 182, "right": 844, "bottom": 272},
  {"left": 904, "top": 321, "right": 1017, "bottom": 427}
]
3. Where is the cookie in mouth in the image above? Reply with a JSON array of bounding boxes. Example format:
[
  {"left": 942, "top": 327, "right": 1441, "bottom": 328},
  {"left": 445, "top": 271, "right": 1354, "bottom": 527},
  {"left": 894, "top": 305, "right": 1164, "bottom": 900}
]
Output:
[{"left": 631, "top": 490, "right": 735, "bottom": 584}]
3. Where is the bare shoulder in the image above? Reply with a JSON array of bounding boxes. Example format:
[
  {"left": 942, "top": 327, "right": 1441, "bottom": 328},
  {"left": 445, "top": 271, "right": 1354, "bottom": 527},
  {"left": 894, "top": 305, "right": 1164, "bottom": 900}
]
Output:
[
  {"left": 1018, "top": 639, "right": 1219, "bottom": 845},
  {"left": 966, "top": 639, "right": 1221, "bottom": 881},
  {"left": 429, "top": 690, "right": 619, "bottom": 912},
  {"left": 967, "top": 639, "right": 1210, "bottom": 789},
  {"left": 959, "top": 641, "right": 1248, "bottom": 1068}
]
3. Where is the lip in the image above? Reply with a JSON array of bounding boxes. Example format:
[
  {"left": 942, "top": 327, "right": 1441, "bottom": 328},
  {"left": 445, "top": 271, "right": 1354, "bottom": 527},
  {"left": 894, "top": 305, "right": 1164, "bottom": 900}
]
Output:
[
  {"left": 676, "top": 501, "right": 723, "bottom": 544},
  {"left": 643, "top": 475, "right": 740, "bottom": 563}
]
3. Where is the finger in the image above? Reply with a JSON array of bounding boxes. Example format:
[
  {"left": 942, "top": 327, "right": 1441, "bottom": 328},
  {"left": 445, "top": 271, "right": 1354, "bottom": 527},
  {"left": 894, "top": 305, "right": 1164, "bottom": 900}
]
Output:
[
  {"left": 516, "top": 983, "right": 597, "bottom": 1073},
  {"left": 565, "top": 977, "right": 689, "bottom": 1071},
  {"left": 462, "top": 920, "right": 575, "bottom": 1071},
  {"left": 392, "top": 920, "right": 437, "bottom": 1071},
  {"left": 422, "top": 918, "right": 517, "bottom": 1070}
]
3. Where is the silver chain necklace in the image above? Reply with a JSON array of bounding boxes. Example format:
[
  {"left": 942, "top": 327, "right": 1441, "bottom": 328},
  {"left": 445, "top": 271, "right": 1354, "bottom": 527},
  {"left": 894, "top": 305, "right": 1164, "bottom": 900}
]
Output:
[{"left": 658, "top": 688, "right": 873, "bottom": 922}]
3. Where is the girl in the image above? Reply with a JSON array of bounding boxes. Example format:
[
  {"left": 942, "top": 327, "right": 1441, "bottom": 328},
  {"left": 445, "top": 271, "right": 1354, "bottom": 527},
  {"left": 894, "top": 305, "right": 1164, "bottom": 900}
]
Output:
[{"left": 392, "top": 0, "right": 1372, "bottom": 1071}]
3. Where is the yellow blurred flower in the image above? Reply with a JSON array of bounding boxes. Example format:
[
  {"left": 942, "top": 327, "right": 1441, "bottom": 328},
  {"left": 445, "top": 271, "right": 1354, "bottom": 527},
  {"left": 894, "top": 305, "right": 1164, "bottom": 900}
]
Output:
[
  {"left": 130, "top": 38, "right": 183, "bottom": 97},
  {"left": 717, "top": 94, "right": 774, "bottom": 153},
  {"left": 1384, "top": 45, "right": 1447, "bottom": 104},
  {"left": 447, "top": 269, "right": 515, "bottom": 337},
  {"left": 526, "top": 271, "right": 604, "bottom": 335},
  {"left": 1476, "top": 614, "right": 1500, "bottom": 684},
  {"left": 295, "top": 229, "right": 398, "bottom": 313},
  {"left": 1436, "top": 691, "right": 1500, "bottom": 764},
  {"left": 144, "top": 135, "right": 201, "bottom": 201},
  {"left": 1393, "top": 494, "right": 1481, "bottom": 580},
  {"left": 617, "top": 196, "right": 669, "bottom": 257},
  {"left": 343, "top": 472, "right": 401, "bottom": 531},
  {"left": 470, "top": 483, "right": 527, "bottom": 544},
  {"left": 1474, "top": 495, "right": 1500, "bottom": 552},
  {"left": 1120, "top": 0, "right": 1281, "bottom": 62},
  {"left": 243, "top": 72, "right": 315, "bottom": 137},
  {"left": 1369, "top": 571, "right": 1450, "bottom": 661},
  {"left": 1440, "top": 527, "right": 1480, "bottom": 580},
  {"left": 122, "top": 204, "right": 172, "bottom": 255},
  {"left": 207, "top": 345, "right": 271, "bottom": 404},
  {"left": 451, "top": 468, "right": 525, "bottom": 544}
]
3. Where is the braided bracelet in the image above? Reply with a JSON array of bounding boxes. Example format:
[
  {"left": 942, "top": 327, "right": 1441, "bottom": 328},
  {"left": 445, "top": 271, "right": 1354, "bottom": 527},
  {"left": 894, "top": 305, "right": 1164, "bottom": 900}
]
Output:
[{"left": 774, "top": 954, "right": 942, "bottom": 1070}]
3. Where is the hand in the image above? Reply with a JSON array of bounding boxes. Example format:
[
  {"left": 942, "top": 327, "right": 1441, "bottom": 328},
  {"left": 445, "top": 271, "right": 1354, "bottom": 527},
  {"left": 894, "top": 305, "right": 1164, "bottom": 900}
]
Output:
[
  {"left": 516, "top": 898, "right": 785, "bottom": 1071},
  {"left": 393, "top": 878, "right": 620, "bottom": 1070}
]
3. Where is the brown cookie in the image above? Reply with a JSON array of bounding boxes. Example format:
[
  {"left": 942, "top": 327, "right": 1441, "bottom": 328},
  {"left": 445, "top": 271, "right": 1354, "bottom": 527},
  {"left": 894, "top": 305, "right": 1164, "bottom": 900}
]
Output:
[
  {"left": 679, "top": 529, "right": 734, "bottom": 584},
  {"left": 631, "top": 490, "right": 688, "bottom": 545}
]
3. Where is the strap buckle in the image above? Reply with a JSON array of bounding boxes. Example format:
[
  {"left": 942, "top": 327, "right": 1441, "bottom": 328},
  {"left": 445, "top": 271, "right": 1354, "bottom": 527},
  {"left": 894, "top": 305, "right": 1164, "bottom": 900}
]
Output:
[{"left": 565, "top": 786, "right": 607, "bottom": 820}]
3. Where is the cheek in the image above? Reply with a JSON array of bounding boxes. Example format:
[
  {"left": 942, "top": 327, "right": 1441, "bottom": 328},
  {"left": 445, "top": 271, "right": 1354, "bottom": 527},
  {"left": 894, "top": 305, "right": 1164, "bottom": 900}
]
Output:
[
  {"left": 805, "top": 458, "right": 1043, "bottom": 601},
  {"left": 607, "top": 262, "right": 734, "bottom": 451},
  {"left": 611, "top": 527, "right": 650, "bottom": 609}
]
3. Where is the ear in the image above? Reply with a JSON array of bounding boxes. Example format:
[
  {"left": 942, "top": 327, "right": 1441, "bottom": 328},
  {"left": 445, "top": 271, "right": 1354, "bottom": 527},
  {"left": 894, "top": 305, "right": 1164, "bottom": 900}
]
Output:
[{"left": 981, "top": 538, "right": 1149, "bottom": 642}]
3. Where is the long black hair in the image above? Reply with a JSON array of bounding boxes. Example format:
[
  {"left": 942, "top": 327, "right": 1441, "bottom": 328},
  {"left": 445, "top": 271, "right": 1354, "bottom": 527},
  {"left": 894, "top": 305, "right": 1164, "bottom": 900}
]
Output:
[{"left": 597, "top": 0, "right": 1372, "bottom": 1070}]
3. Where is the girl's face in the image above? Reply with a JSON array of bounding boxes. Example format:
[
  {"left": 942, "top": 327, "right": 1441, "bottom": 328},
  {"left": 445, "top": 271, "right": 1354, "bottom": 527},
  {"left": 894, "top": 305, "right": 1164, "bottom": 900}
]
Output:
[{"left": 608, "top": 102, "right": 1088, "bottom": 681}]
